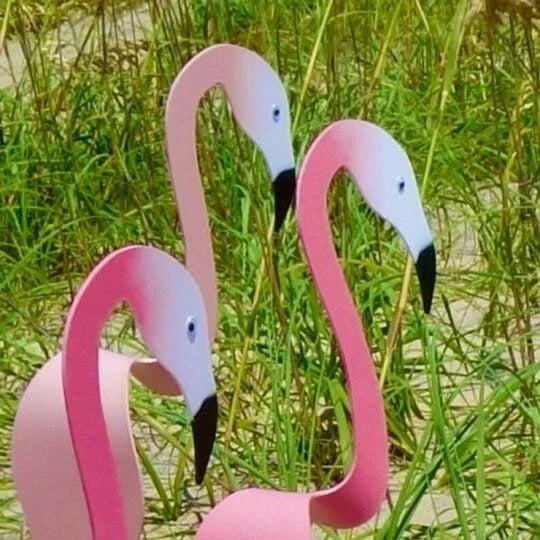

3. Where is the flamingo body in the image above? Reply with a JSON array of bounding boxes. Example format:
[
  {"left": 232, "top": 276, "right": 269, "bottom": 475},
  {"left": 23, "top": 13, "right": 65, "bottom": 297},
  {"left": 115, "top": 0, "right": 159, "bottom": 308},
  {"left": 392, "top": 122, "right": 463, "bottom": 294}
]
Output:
[
  {"left": 196, "top": 489, "right": 312, "bottom": 540},
  {"left": 12, "top": 351, "right": 143, "bottom": 540}
]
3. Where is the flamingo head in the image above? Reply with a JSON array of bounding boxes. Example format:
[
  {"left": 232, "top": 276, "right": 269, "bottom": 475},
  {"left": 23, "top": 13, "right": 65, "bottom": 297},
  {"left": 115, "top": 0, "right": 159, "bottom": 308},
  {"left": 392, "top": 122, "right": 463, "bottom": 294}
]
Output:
[
  {"left": 345, "top": 120, "right": 436, "bottom": 313},
  {"left": 225, "top": 46, "right": 296, "bottom": 232},
  {"left": 131, "top": 251, "right": 217, "bottom": 484}
]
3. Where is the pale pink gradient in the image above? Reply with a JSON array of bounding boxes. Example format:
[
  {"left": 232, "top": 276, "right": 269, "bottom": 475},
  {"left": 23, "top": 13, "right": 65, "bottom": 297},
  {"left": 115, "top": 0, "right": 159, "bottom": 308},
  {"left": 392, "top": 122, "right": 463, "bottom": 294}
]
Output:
[
  {"left": 12, "top": 351, "right": 142, "bottom": 539},
  {"left": 165, "top": 43, "right": 294, "bottom": 347},
  {"left": 12, "top": 116, "right": 431, "bottom": 537}
]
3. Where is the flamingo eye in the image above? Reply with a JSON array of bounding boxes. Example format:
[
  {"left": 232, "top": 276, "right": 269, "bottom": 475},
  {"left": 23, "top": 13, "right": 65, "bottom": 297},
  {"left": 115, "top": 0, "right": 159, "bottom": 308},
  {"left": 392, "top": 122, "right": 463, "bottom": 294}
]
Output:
[
  {"left": 272, "top": 104, "right": 281, "bottom": 122},
  {"left": 186, "top": 316, "right": 197, "bottom": 342},
  {"left": 397, "top": 176, "right": 406, "bottom": 194}
]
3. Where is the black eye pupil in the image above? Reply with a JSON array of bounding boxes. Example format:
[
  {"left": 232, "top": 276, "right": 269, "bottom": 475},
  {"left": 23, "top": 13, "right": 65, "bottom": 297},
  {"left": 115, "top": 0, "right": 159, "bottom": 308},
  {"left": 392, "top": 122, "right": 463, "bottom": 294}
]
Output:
[
  {"left": 398, "top": 181, "right": 405, "bottom": 193},
  {"left": 188, "top": 322, "right": 195, "bottom": 332}
]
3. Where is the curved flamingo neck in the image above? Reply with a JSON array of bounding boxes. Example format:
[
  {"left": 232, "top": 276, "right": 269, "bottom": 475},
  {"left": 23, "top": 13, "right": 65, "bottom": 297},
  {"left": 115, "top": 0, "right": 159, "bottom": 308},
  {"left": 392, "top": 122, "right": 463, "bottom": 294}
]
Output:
[
  {"left": 296, "top": 122, "right": 388, "bottom": 527},
  {"left": 166, "top": 45, "right": 247, "bottom": 343},
  {"left": 62, "top": 247, "right": 150, "bottom": 540}
]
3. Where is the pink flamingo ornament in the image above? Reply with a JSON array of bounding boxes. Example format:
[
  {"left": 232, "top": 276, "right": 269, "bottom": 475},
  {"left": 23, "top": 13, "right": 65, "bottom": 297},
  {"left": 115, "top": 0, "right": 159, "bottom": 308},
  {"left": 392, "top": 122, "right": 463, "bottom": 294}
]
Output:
[
  {"left": 163, "top": 43, "right": 296, "bottom": 345},
  {"left": 12, "top": 246, "right": 217, "bottom": 539},
  {"left": 12, "top": 43, "right": 296, "bottom": 538},
  {"left": 134, "top": 41, "right": 296, "bottom": 398},
  {"left": 195, "top": 120, "right": 437, "bottom": 539}
]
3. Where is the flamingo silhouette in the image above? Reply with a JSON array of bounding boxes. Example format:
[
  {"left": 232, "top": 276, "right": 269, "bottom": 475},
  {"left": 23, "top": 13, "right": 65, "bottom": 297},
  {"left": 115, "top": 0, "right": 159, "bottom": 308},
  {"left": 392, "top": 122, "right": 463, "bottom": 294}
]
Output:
[
  {"left": 195, "top": 120, "right": 437, "bottom": 539},
  {"left": 12, "top": 43, "right": 296, "bottom": 538},
  {"left": 12, "top": 245, "right": 217, "bottom": 539},
  {"left": 162, "top": 43, "right": 296, "bottom": 345},
  {"left": 133, "top": 41, "right": 297, "bottom": 402}
]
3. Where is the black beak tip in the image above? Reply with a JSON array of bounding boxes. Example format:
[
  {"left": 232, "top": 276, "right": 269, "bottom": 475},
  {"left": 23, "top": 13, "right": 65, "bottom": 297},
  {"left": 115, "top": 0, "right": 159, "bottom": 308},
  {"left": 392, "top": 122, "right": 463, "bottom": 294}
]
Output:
[
  {"left": 192, "top": 394, "right": 218, "bottom": 485},
  {"left": 273, "top": 168, "right": 296, "bottom": 232},
  {"left": 423, "top": 295, "right": 433, "bottom": 315},
  {"left": 195, "top": 470, "right": 204, "bottom": 486},
  {"left": 415, "top": 244, "right": 436, "bottom": 315},
  {"left": 195, "top": 469, "right": 205, "bottom": 486}
]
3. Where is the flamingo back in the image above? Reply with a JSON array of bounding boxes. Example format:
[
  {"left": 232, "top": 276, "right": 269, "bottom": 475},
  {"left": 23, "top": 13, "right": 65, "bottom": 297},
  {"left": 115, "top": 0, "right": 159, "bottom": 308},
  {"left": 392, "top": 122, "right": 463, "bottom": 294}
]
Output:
[
  {"left": 11, "top": 350, "right": 144, "bottom": 539},
  {"left": 196, "top": 488, "right": 313, "bottom": 540}
]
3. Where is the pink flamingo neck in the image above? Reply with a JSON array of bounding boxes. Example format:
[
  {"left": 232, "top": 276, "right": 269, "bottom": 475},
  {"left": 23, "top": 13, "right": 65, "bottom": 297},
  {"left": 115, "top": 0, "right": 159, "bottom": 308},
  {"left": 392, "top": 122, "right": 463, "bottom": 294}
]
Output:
[
  {"left": 62, "top": 247, "right": 150, "bottom": 540},
  {"left": 165, "top": 44, "right": 248, "bottom": 343},
  {"left": 297, "top": 122, "right": 388, "bottom": 527}
]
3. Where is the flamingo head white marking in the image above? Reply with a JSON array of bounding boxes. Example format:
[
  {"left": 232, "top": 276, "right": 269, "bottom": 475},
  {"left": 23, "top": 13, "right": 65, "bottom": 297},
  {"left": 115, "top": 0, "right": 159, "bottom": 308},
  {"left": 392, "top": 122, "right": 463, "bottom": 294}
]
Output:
[
  {"left": 346, "top": 120, "right": 436, "bottom": 313},
  {"left": 131, "top": 251, "right": 217, "bottom": 483},
  {"left": 225, "top": 47, "right": 296, "bottom": 231}
]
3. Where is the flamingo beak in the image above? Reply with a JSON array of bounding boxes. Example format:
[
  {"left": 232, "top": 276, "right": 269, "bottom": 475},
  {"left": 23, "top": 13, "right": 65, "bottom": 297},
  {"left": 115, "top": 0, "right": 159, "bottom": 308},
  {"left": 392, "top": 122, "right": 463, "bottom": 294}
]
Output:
[
  {"left": 273, "top": 168, "right": 296, "bottom": 232},
  {"left": 415, "top": 243, "right": 436, "bottom": 314},
  {"left": 191, "top": 394, "right": 218, "bottom": 484}
]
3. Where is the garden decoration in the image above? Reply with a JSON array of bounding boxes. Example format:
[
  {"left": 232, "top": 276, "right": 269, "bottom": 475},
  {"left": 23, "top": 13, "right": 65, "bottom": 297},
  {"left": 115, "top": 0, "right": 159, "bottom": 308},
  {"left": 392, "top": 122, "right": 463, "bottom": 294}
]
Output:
[
  {"left": 12, "top": 246, "right": 217, "bottom": 540},
  {"left": 165, "top": 42, "right": 295, "bottom": 340},
  {"left": 195, "top": 120, "right": 436, "bottom": 539},
  {"left": 132, "top": 42, "right": 296, "bottom": 394}
]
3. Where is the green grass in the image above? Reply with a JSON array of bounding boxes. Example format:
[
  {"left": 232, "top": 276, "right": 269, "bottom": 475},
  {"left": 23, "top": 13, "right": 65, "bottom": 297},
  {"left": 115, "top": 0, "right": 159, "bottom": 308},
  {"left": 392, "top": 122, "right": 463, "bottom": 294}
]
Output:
[{"left": 1, "top": 0, "right": 538, "bottom": 538}]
